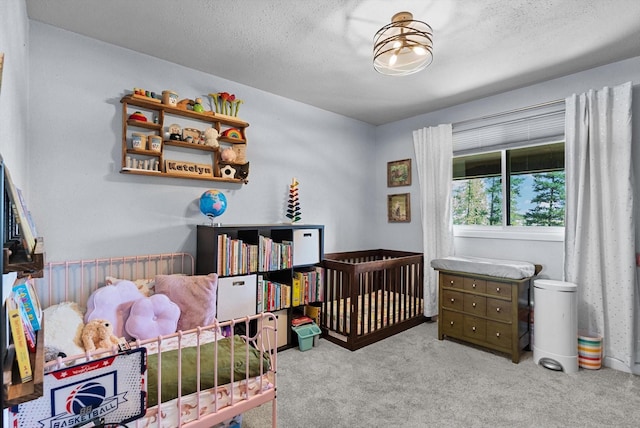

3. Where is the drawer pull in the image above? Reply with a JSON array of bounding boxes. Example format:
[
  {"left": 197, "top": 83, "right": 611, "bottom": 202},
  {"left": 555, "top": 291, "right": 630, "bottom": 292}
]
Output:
[
  {"left": 496, "top": 307, "right": 501, "bottom": 313},
  {"left": 472, "top": 283, "right": 476, "bottom": 288},
  {"left": 450, "top": 280, "right": 454, "bottom": 285},
  {"left": 496, "top": 332, "right": 500, "bottom": 337},
  {"left": 450, "top": 298, "right": 455, "bottom": 303},
  {"left": 232, "top": 281, "right": 246, "bottom": 286},
  {"left": 472, "top": 326, "right": 476, "bottom": 332},
  {"left": 496, "top": 287, "right": 501, "bottom": 292},
  {"left": 303, "top": 232, "right": 312, "bottom": 237},
  {"left": 450, "top": 321, "right": 455, "bottom": 326},
  {"left": 472, "top": 302, "right": 477, "bottom": 308}
]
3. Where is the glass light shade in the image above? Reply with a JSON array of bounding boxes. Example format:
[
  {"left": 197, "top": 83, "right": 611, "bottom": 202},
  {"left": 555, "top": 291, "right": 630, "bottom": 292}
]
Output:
[{"left": 373, "top": 12, "right": 433, "bottom": 76}]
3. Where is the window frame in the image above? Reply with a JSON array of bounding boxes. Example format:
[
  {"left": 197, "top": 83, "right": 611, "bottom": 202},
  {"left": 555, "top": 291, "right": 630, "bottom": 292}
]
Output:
[{"left": 452, "top": 139, "right": 565, "bottom": 238}]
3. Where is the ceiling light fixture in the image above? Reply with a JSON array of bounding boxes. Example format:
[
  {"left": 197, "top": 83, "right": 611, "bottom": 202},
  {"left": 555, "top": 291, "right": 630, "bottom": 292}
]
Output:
[{"left": 373, "top": 11, "right": 433, "bottom": 76}]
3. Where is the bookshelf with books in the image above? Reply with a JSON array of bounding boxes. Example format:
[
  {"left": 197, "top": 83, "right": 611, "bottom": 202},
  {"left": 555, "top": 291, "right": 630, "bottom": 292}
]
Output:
[
  {"left": 2, "top": 160, "right": 44, "bottom": 275},
  {"left": 2, "top": 159, "right": 46, "bottom": 409},
  {"left": 197, "top": 224, "right": 324, "bottom": 349}
]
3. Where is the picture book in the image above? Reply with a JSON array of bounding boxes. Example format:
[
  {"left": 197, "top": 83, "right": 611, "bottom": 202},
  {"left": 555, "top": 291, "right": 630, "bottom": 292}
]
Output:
[
  {"left": 7, "top": 294, "right": 33, "bottom": 383},
  {"left": 12, "top": 276, "right": 43, "bottom": 331}
]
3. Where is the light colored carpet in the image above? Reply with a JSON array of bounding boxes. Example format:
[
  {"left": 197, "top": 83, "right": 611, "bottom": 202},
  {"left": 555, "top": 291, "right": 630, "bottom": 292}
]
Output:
[{"left": 242, "top": 321, "right": 640, "bottom": 428}]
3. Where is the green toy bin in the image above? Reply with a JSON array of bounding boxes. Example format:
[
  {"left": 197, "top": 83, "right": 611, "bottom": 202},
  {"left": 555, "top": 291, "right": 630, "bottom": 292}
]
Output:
[{"left": 292, "top": 323, "right": 321, "bottom": 351}]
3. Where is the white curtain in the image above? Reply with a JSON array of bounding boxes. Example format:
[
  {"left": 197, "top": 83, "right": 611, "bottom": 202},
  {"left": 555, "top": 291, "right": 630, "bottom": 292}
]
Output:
[
  {"left": 413, "top": 125, "right": 454, "bottom": 317},
  {"left": 564, "top": 82, "right": 635, "bottom": 371}
]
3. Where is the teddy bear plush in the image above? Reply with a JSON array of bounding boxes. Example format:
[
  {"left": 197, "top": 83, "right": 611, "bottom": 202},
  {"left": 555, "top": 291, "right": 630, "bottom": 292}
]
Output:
[
  {"left": 81, "top": 319, "right": 120, "bottom": 352},
  {"left": 203, "top": 127, "right": 219, "bottom": 149}
]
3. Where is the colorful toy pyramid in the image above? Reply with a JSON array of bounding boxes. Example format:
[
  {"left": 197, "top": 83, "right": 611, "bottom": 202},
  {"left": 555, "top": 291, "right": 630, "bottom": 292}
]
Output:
[{"left": 286, "top": 177, "right": 302, "bottom": 223}]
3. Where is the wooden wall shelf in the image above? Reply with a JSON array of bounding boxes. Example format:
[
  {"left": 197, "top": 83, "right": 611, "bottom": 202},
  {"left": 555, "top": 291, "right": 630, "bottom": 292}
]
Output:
[
  {"left": 120, "top": 94, "right": 250, "bottom": 183},
  {"left": 3, "top": 320, "right": 45, "bottom": 409}
]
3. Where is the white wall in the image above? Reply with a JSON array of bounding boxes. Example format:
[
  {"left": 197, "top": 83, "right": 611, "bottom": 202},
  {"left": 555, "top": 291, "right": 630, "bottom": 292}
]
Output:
[
  {"left": 27, "top": 22, "right": 377, "bottom": 262},
  {"left": 374, "top": 56, "right": 640, "bottom": 281},
  {"left": 1, "top": 0, "right": 29, "bottom": 421},
  {"left": 0, "top": 0, "right": 29, "bottom": 187}
]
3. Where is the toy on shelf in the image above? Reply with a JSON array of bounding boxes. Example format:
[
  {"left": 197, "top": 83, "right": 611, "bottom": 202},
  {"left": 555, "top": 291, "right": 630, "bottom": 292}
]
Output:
[
  {"left": 128, "top": 111, "right": 147, "bottom": 122},
  {"left": 133, "top": 87, "right": 161, "bottom": 103},
  {"left": 203, "top": 127, "right": 220, "bottom": 149},
  {"left": 208, "top": 92, "right": 244, "bottom": 117},
  {"left": 182, "top": 127, "right": 202, "bottom": 144},
  {"left": 168, "top": 123, "right": 182, "bottom": 141},
  {"left": 125, "top": 156, "right": 160, "bottom": 172},
  {"left": 177, "top": 98, "right": 195, "bottom": 110},
  {"left": 221, "top": 128, "right": 242, "bottom": 139},
  {"left": 162, "top": 90, "right": 179, "bottom": 106},
  {"left": 220, "top": 147, "right": 237, "bottom": 162},
  {"left": 193, "top": 97, "right": 205, "bottom": 112},
  {"left": 286, "top": 177, "right": 302, "bottom": 223}
]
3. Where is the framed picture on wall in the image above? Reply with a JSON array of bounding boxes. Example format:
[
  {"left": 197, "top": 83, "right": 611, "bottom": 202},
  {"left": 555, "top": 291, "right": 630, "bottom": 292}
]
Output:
[
  {"left": 387, "top": 193, "right": 411, "bottom": 223},
  {"left": 387, "top": 159, "right": 411, "bottom": 187}
]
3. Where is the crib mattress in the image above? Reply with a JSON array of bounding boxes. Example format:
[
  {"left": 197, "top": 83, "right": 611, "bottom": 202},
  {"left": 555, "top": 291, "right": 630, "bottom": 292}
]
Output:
[
  {"left": 328, "top": 290, "right": 422, "bottom": 336},
  {"left": 430, "top": 256, "right": 535, "bottom": 279}
]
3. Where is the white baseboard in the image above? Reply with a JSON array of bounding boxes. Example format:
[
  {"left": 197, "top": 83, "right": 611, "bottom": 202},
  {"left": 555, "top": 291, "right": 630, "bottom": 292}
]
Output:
[{"left": 603, "top": 356, "right": 639, "bottom": 374}]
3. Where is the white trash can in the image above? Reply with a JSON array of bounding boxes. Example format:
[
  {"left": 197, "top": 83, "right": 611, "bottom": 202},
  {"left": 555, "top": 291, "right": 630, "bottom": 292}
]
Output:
[{"left": 532, "top": 279, "right": 578, "bottom": 373}]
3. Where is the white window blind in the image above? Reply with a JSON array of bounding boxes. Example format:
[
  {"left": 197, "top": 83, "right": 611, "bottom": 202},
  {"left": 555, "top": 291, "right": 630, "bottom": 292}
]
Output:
[{"left": 452, "top": 101, "right": 565, "bottom": 155}]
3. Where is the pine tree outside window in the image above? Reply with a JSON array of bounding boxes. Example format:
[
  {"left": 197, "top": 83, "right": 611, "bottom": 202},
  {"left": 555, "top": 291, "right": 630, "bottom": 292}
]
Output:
[{"left": 452, "top": 142, "right": 565, "bottom": 226}]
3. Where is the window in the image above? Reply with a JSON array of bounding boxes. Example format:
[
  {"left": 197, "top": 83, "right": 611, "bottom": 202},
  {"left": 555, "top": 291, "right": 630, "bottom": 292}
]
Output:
[
  {"left": 451, "top": 102, "right": 566, "bottom": 228},
  {"left": 452, "top": 142, "right": 565, "bottom": 226}
]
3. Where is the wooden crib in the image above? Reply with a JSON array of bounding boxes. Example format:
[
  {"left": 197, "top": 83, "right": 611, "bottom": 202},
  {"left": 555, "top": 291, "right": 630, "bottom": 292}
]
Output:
[{"left": 321, "top": 249, "right": 425, "bottom": 350}]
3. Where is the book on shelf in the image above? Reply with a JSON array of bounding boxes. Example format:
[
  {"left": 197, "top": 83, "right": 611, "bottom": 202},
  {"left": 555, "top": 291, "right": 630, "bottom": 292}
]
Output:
[
  {"left": 292, "top": 267, "right": 325, "bottom": 305},
  {"left": 17, "top": 294, "right": 37, "bottom": 353},
  {"left": 7, "top": 294, "right": 34, "bottom": 383},
  {"left": 4, "top": 165, "right": 37, "bottom": 259},
  {"left": 292, "top": 275, "right": 302, "bottom": 307},
  {"left": 257, "top": 274, "right": 264, "bottom": 313},
  {"left": 304, "top": 305, "right": 321, "bottom": 326},
  {"left": 12, "top": 275, "right": 43, "bottom": 332}
]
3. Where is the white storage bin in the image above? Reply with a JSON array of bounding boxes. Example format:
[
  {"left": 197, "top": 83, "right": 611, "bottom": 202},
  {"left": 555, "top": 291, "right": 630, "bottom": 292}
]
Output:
[
  {"left": 293, "top": 228, "right": 320, "bottom": 266},
  {"left": 217, "top": 274, "right": 257, "bottom": 321}
]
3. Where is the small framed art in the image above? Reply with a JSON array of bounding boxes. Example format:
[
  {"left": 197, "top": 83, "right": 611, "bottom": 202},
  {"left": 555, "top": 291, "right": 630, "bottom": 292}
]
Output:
[
  {"left": 387, "top": 193, "right": 411, "bottom": 223},
  {"left": 387, "top": 159, "right": 411, "bottom": 187}
]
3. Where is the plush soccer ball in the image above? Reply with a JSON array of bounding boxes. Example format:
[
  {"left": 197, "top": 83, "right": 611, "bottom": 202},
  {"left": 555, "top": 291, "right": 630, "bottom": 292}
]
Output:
[{"left": 220, "top": 165, "right": 236, "bottom": 179}]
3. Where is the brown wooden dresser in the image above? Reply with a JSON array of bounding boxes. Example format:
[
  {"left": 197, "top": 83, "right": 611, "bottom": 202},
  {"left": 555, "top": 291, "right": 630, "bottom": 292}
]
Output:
[{"left": 437, "top": 269, "right": 538, "bottom": 363}]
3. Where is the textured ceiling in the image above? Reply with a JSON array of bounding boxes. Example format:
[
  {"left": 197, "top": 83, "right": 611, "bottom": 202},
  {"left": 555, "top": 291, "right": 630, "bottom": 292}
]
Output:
[{"left": 26, "top": 0, "right": 640, "bottom": 125}]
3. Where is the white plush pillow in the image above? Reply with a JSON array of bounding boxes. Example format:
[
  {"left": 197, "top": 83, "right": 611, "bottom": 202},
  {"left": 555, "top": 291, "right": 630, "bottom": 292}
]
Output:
[{"left": 43, "top": 301, "right": 85, "bottom": 357}]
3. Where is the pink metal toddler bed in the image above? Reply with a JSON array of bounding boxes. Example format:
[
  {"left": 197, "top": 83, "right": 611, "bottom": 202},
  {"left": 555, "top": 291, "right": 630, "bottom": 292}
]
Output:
[{"left": 12, "top": 253, "right": 277, "bottom": 428}]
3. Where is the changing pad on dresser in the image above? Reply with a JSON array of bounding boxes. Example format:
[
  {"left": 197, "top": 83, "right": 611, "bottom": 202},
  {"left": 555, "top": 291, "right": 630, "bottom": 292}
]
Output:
[{"left": 430, "top": 255, "right": 536, "bottom": 279}]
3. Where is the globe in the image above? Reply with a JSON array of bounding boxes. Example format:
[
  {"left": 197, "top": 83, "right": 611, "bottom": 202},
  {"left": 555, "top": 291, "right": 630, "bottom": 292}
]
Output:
[{"left": 200, "top": 190, "right": 227, "bottom": 221}]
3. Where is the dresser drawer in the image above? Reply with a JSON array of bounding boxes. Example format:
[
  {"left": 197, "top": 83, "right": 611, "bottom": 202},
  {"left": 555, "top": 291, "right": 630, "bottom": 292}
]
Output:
[
  {"left": 485, "top": 281, "right": 512, "bottom": 299},
  {"left": 463, "top": 293, "right": 486, "bottom": 316},
  {"left": 441, "top": 273, "right": 464, "bottom": 290},
  {"left": 442, "top": 289, "right": 464, "bottom": 311},
  {"left": 485, "top": 320, "right": 512, "bottom": 349},
  {"left": 440, "top": 310, "right": 463, "bottom": 337},
  {"left": 464, "top": 277, "right": 486, "bottom": 293},
  {"left": 486, "top": 297, "right": 512, "bottom": 322},
  {"left": 463, "top": 315, "right": 486, "bottom": 341}
]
